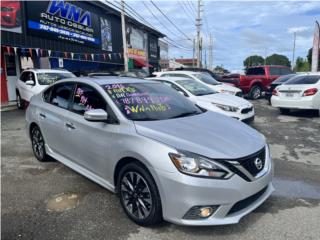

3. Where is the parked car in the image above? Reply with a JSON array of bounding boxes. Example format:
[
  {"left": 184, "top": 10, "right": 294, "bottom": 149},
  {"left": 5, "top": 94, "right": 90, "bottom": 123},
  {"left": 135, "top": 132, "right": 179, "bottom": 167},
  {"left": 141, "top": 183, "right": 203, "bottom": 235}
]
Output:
[
  {"left": 174, "top": 67, "right": 223, "bottom": 81},
  {"left": 265, "top": 74, "right": 297, "bottom": 103},
  {"left": 0, "top": 0, "right": 21, "bottom": 28},
  {"left": 16, "top": 69, "right": 75, "bottom": 109},
  {"left": 150, "top": 77, "right": 254, "bottom": 122},
  {"left": 153, "top": 71, "right": 243, "bottom": 96},
  {"left": 271, "top": 73, "right": 320, "bottom": 115},
  {"left": 222, "top": 65, "right": 293, "bottom": 99},
  {"left": 26, "top": 77, "right": 273, "bottom": 226}
]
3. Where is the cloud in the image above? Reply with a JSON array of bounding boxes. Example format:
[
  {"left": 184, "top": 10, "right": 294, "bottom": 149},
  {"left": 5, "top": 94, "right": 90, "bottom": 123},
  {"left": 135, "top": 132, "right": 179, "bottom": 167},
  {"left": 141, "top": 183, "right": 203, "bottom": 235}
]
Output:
[{"left": 288, "top": 26, "right": 312, "bottom": 34}]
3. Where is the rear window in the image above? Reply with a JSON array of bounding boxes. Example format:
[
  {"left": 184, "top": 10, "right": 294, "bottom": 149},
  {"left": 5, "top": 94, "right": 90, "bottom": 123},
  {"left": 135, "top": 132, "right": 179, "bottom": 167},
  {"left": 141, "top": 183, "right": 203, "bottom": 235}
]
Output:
[
  {"left": 273, "top": 74, "right": 296, "bottom": 84},
  {"left": 284, "top": 75, "right": 320, "bottom": 85},
  {"left": 246, "top": 67, "right": 265, "bottom": 75},
  {"left": 37, "top": 72, "right": 75, "bottom": 85}
]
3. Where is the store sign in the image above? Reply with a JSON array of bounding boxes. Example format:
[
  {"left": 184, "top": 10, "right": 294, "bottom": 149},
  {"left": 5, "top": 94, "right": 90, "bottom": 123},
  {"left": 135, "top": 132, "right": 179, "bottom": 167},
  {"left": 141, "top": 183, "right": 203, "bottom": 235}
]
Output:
[
  {"left": 26, "top": 0, "right": 101, "bottom": 48},
  {"left": 126, "top": 25, "right": 147, "bottom": 60}
]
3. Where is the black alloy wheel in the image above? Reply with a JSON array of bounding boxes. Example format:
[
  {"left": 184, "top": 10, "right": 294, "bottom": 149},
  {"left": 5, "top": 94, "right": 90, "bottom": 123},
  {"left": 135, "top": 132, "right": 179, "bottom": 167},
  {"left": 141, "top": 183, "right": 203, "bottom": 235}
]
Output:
[
  {"left": 118, "top": 163, "right": 162, "bottom": 226},
  {"left": 31, "top": 126, "right": 47, "bottom": 162}
]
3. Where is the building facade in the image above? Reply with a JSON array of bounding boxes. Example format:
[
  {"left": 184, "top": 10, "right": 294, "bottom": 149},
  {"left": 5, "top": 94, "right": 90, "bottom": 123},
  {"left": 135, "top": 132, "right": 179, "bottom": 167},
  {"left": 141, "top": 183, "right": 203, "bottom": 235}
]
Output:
[{"left": 1, "top": 0, "right": 164, "bottom": 103}]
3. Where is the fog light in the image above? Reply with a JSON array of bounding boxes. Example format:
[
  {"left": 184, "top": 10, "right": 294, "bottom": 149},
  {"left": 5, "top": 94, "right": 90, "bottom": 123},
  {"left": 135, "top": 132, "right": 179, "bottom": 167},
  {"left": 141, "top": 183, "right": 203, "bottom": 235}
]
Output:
[
  {"left": 200, "top": 207, "right": 213, "bottom": 217},
  {"left": 183, "top": 205, "right": 219, "bottom": 220}
]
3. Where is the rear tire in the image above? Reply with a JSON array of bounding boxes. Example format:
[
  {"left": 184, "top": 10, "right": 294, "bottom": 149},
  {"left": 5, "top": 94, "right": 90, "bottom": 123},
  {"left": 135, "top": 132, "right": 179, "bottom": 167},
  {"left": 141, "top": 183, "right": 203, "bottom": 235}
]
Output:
[
  {"left": 249, "top": 85, "right": 262, "bottom": 100},
  {"left": 118, "top": 162, "right": 163, "bottom": 226},
  {"left": 16, "top": 92, "right": 24, "bottom": 109},
  {"left": 279, "top": 108, "right": 290, "bottom": 114},
  {"left": 30, "top": 125, "right": 48, "bottom": 162}
]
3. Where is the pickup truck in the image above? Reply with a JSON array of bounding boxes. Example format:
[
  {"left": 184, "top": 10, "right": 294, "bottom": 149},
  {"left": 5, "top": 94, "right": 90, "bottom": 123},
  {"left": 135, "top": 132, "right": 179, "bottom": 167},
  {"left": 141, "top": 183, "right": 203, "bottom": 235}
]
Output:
[{"left": 222, "top": 65, "right": 293, "bottom": 99}]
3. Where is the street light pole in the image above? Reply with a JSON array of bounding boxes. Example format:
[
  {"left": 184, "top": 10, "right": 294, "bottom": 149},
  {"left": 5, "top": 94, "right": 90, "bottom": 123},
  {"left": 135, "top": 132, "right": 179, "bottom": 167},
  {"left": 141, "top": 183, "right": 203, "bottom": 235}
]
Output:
[
  {"left": 292, "top": 31, "right": 296, "bottom": 70},
  {"left": 121, "top": 0, "right": 128, "bottom": 72},
  {"left": 196, "top": 0, "right": 202, "bottom": 68}
]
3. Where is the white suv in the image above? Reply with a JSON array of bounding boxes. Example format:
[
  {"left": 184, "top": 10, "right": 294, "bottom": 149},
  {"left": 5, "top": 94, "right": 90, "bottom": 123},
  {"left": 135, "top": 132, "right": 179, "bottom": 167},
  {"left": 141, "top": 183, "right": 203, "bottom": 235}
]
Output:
[{"left": 16, "top": 69, "right": 75, "bottom": 109}]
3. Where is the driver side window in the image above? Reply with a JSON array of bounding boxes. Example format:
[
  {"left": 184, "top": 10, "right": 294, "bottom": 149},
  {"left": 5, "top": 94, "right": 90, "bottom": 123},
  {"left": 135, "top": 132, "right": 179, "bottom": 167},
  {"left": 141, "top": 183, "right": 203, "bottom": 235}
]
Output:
[{"left": 72, "top": 84, "right": 107, "bottom": 115}]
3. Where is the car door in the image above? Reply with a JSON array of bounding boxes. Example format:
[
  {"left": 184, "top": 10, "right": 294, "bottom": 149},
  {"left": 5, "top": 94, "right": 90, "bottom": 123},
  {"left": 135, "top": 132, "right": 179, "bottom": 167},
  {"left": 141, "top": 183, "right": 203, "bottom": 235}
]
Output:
[
  {"left": 38, "top": 82, "right": 75, "bottom": 155},
  {"left": 61, "top": 83, "right": 119, "bottom": 180},
  {"left": 17, "top": 71, "right": 29, "bottom": 100},
  {"left": 19, "top": 71, "right": 37, "bottom": 101}
]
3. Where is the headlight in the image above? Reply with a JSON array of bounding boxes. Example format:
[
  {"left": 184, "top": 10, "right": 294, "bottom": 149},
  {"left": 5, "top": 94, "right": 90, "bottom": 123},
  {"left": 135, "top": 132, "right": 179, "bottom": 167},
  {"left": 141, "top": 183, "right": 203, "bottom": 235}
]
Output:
[
  {"left": 169, "top": 151, "right": 233, "bottom": 179},
  {"left": 212, "top": 103, "right": 239, "bottom": 112},
  {"left": 220, "top": 90, "right": 235, "bottom": 95}
]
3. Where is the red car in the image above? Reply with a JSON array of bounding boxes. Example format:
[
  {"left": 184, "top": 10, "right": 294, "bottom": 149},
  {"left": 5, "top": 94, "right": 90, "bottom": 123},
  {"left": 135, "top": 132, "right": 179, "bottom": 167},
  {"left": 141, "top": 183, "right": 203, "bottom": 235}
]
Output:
[
  {"left": 222, "top": 65, "right": 293, "bottom": 99},
  {"left": 1, "top": 1, "right": 21, "bottom": 28}
]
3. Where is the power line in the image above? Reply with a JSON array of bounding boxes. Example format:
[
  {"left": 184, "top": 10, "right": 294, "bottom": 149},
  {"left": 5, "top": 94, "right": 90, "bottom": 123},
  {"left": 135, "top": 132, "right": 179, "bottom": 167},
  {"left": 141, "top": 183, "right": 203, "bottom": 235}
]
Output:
[
  {"left": 180, "top": 1, "right": 195, "bottom": 19},
  {"left": 187, "top": 0, "right": 197, "bottom": 13},
  {"left": 150, "top": 0, "right": 193, "bottom": 42}
]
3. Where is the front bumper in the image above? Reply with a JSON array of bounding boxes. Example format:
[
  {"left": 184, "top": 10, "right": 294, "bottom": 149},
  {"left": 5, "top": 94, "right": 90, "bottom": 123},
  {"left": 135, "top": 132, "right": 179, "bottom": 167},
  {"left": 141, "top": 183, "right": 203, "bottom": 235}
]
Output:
[
  {"left": 271, "top": 96, "right": 319, "bottom": 110},
  {"left": 156, "top": 153, "right": 274, "bottom": 226}
]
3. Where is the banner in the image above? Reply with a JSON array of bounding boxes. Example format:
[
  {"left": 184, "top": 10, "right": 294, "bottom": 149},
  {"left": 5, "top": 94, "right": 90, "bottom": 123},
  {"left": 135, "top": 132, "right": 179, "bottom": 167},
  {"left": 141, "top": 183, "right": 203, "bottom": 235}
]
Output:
[
  {"left": 126, "top": 25, "right": 147, "bottom": 60},
  {"left": 311, "top": 21, "right": 320, "bottom": 72},
  {"left": 0, "top": 1, "right": 22, "bottom": 34},
  {"left": 100, "top": 17, "right": 112, "bottom": 51},
  {"left": 25, "top": 0, "right": 101, "bottom": 48}
]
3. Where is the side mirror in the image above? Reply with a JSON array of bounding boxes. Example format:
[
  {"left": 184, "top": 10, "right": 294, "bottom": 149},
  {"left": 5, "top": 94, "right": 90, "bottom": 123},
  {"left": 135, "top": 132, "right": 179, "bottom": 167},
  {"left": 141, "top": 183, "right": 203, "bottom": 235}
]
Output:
[
  {"left": 84, "top": 109, "right": 108, "bottom": 122},
  {"left": 26, "top": 80, "right": 35, "bottom": 86}
]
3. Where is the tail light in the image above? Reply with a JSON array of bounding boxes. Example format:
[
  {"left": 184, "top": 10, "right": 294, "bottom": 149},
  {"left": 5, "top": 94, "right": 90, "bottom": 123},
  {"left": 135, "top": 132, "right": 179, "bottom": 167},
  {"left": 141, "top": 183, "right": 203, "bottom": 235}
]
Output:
[
  {"left": 303, "top": 88, "right": 318, "bottom": 96},
  {"left": 272, "top": 89, "right": 278, "bottom": 96}
]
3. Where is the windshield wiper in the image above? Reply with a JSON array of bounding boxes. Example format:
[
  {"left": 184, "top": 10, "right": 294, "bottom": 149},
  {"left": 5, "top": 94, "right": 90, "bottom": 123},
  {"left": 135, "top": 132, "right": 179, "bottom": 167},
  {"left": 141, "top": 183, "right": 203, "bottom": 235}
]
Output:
[
  {"left": 134, "top": 117, "right": 159, "bottom": 121},
  {"left": 170, "top": 111, "right": 200, "bottom": 119}
]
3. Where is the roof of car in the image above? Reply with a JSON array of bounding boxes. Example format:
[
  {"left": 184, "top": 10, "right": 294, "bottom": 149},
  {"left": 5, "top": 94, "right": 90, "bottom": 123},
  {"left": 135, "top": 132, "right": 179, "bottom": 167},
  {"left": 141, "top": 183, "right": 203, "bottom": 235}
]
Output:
[
  {"left": 149, "top": 77, "right": 192, "bottom": 83},
  {"left": 75, "top": 76, "right": 154, "bottom": 85},
  {"left": 159, "top": 71, "right": 198, "bottom": 75},
  {"left": 25, "top": 69, "right": 72, "bottom": 73}
]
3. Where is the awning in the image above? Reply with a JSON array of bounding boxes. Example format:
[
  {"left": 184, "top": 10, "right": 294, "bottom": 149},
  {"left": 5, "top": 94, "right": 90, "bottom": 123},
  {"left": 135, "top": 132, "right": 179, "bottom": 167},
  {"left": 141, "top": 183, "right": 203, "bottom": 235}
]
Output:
[{"left": 134, "top": 58, "right": 153, "bottom": 68}]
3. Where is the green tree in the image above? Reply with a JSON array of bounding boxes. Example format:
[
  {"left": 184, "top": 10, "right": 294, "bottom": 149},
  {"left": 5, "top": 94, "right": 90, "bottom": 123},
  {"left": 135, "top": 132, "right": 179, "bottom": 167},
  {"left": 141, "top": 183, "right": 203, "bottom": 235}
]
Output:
[
  {"left": 294, "top": 57, "right": 310, "bottom": 72},
  {"left": 265, "top": 54, "right": 291, "bottom": 67},
  {"left": 243, "top": 55, "right": 264, "bottom": 68},
  {"left": 213, "top": 65, "right": 229, "bottom": 74}
]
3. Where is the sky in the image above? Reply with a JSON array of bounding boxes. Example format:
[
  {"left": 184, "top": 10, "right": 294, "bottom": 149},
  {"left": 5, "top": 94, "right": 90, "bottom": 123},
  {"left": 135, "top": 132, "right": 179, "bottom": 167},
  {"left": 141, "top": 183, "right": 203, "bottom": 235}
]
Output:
[{"left": 126, "top": 0, "right": 320, "bottom": 71}]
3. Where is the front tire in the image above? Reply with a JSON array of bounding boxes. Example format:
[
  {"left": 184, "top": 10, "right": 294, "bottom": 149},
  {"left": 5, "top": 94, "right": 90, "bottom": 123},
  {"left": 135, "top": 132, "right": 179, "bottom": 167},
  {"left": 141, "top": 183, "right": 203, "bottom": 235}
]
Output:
[
  {"left": 118, "top": 162, "right": 163, "bottom": 226},
  {"left": 249, "top": 85, "right": 262, "bottom": 100},
  {"left": 31, "top": 125, "right": 48, "bottom": 162},
  {"left": 16, "top": 92, "right": 24, "bottom": 109},
  {"left": 279, "top": 108, "right": 290, "bottom": 114}
]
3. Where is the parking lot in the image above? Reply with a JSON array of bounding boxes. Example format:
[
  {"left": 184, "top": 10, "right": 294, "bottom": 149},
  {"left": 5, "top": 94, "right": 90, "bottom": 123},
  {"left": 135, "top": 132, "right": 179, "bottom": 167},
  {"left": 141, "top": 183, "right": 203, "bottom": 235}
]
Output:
[{"left": 1, "top": 99, "right": 320, "bottom": 240}]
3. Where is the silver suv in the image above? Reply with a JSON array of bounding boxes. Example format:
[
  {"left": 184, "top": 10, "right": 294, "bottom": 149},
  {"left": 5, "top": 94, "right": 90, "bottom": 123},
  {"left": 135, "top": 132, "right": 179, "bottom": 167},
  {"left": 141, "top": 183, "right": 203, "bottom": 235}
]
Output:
[{"left": 26, "top": 77, "right": 274, "bottom": 226}]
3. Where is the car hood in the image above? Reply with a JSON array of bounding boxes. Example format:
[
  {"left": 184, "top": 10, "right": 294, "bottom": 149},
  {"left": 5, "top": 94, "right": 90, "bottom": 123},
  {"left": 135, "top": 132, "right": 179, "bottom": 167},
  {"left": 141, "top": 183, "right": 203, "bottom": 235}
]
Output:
[
  {"left": 134, "top": 111, "right": 265, "bottom": 159},
  {"left": 197, "top": 93, "right": 252, "bottom": 108},
  {"left": 214, "top": 84, "right": 241, "bottom": 92}
]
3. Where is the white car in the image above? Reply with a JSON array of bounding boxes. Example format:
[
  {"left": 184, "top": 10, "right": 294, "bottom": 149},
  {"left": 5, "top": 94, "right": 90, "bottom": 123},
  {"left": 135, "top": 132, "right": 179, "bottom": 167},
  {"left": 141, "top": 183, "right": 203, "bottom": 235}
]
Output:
[
  {"left": 150, "top": 77, "right": 254, "bottom": 122},
  {"left": 271, "top": 73, "right": 320, "bottom": 115},
  {"left": 15, "top": 69, "right": 75, "bottom": 109},
  {"left": 153, "top": 71, "right": 243, "bottom": 96}
]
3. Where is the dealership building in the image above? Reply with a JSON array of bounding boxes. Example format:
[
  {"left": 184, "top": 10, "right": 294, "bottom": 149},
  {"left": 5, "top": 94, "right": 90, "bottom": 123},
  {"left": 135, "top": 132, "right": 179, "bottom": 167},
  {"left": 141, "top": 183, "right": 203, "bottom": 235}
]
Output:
[{"left": 1, "top": 0, "right": 164, "bottom": 103}]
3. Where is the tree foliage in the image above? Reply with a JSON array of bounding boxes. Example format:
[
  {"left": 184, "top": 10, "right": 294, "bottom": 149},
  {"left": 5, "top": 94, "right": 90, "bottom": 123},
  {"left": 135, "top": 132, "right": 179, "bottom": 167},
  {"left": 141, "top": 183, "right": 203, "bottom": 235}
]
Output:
[
  {"left": 294, "top": 57, "right": 310, "bottom": 72},
  {"left": 243, "top": 55, "right": 264, "bottom": 68},
  {"left": 265, "top": 54, "right": 291, "bottom": 67}
]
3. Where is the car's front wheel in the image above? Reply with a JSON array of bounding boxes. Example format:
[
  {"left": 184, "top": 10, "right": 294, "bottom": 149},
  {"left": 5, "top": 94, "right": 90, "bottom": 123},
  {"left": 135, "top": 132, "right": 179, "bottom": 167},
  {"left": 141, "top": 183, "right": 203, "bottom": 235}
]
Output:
[
  {"left": 31, "top": 125, "right": 48, "bottom": 162},
  {"left": 16, "top": 92, "right": 24, "bottom": 109},
  {"left": 249, "top": 85, "right": 262, "bottom": 100},
  {"left": 118, "top": 162, "right": 163, "bottom": 226}
]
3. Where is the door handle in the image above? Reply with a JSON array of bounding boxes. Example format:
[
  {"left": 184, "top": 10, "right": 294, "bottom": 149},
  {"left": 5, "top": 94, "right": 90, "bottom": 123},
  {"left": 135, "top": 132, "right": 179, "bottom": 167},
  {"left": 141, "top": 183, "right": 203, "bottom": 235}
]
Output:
[
  {"left": 39, "top": 113, "right": 46, "bottom": 119},
  {"left": 65, "top": 122, "right": 76, "bottom": 130}
]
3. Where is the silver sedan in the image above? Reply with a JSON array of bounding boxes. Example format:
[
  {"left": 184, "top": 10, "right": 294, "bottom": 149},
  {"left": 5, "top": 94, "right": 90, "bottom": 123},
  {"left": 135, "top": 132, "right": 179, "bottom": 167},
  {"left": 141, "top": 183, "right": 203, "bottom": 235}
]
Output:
[{"left": 26, "top": 77, "right": 274, "bottom": 226}]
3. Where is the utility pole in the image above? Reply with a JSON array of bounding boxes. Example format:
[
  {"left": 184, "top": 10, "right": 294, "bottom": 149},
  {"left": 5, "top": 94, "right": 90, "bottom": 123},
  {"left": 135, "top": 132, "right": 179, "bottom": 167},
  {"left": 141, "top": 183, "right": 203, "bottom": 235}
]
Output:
[
  {"left": 192, "top": 38, "right": 195, "bottom": 67},
  {"left": 196, "top": 0, "right": 202, "bottom": 68},
  {"left": 292, "top": 31, "right": 296, "bottom": 71},
  {"left": 121, "top": 0, "right": 128, "bottom": 72},
  {"left": 208, "top": 34, "right": 213, "bottom": 70}
]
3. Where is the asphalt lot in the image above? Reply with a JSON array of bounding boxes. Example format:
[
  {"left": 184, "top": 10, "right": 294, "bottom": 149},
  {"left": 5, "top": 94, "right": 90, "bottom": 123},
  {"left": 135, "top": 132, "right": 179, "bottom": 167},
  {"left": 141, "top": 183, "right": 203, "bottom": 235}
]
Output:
[{"left": 1, "top": 99, "right": 320, "bottom": 240}]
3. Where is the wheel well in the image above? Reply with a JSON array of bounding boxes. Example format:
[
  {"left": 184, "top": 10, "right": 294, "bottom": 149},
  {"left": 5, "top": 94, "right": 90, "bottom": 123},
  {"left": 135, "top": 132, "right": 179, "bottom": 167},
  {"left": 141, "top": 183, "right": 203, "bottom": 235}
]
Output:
[
  {"left": 250, "top": 81, "right": 263, "bottom": 89},
  {"left": 113, "top": 157, "right": 148, "bottom": 192}
]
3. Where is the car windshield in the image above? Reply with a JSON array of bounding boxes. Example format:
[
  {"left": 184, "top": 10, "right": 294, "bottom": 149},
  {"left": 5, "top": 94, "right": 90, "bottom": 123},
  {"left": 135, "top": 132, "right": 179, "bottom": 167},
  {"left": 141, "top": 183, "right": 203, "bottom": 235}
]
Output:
[
  {"left": 284, "top": 75, "right": 320, "bottom": 85},
  {"left": 192, "top": 73, "right": 221, "bottom": 85},
  {"left": 37, "top": 72, "right": 75, "bottom": 85},
  {"left": 176, "top": 79, "right": 217, "bottom": 96},
  {"left": 273, "top": 74, "right": 297, "bottom": 84},
  {"left": 103, "top": 82, "right": 203, "bottom": 121}
]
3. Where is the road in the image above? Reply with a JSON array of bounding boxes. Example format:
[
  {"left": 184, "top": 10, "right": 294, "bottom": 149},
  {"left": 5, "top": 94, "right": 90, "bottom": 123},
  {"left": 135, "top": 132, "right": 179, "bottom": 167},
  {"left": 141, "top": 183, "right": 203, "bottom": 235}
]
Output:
[{"left": 1, "top": 99, "right": 320, "bottom": 240}]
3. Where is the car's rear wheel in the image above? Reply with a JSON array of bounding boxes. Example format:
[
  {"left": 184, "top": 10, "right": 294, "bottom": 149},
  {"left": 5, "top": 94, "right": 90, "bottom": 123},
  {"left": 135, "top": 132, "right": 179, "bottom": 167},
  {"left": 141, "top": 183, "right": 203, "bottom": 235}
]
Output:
[
  {"left": 31, "top": 125, "right": 48, "bottom": 162},
  {"left": 118, "top": 162, "right": 163, "bottom": 226},
  {"left": 249, "top": 85, "right": 262, "bottom": 100},
  {"left": 279, "top": 108, "right": 290, "bottom": 114},
  {"left": 16, "top": 92, "right": 24, "bottom": 109}
]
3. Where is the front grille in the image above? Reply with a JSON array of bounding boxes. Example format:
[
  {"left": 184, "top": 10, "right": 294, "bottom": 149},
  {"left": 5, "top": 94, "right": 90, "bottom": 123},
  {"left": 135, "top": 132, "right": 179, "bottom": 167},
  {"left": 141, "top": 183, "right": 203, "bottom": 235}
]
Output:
[
  {"left": 228, "top": 186, "right": 268, "bottom": 215},
  {"left": 241, "top": 107, "right": 253, "bottom": 114},
  {"left": 239, "top": 147, "right": 266, "bottom": 177}
]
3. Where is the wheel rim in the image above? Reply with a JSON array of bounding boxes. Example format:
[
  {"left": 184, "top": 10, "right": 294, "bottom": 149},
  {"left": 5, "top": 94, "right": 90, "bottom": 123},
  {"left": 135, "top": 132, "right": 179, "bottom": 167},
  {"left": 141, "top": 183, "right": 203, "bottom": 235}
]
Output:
[
  {"left": 253, "top": 87, "right": 261, "bottom": 99},
  {"left": 120, "top": 171, "right": 152, "bottom": 220},
  {"left": 17, "top": 95, "right": 21, "bottom": 108},
  {"left": 32, "top": 128, "right": 45, "bottom": 159}
]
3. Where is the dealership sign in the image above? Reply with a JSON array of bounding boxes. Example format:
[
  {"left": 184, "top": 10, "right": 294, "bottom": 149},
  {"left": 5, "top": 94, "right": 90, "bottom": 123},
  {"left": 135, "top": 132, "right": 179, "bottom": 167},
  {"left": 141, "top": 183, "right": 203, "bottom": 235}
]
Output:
[{"left": 26, "top": 0, "right": 101, "bottom": 47}]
